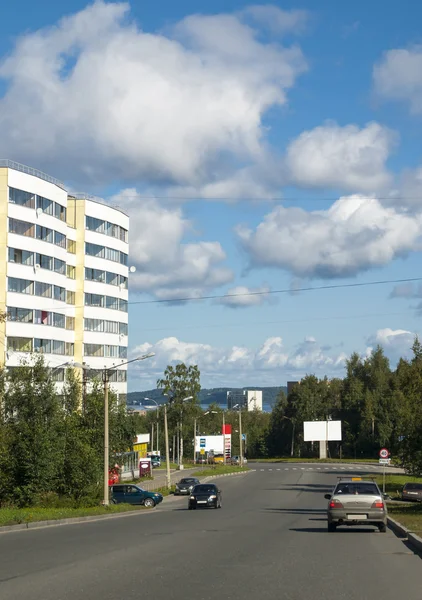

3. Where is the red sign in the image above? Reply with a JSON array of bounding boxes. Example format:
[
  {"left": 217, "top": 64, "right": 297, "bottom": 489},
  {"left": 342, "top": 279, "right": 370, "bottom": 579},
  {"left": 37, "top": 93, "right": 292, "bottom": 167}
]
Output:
[
  {"left": 222, "top": 424, "right": 232, "bottom": 434},
  {"left": 379, "top": 448, "right": 389, "bottom": 458}
]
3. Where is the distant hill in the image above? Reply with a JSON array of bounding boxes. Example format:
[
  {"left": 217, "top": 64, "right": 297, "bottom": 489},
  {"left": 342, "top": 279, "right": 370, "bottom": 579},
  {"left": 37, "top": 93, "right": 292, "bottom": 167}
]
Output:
[{"left": 127, "top": 386, "right": 286, "bottom": 411}]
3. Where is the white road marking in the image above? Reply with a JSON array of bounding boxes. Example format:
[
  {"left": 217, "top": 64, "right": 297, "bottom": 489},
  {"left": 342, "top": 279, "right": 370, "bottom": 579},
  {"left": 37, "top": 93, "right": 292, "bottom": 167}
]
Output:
[
  {"left": 293, "top": 468, "right": 297, "bottom": 470},
  {"left": 317, "top": 467, "right": 321, "bottom": 470},
  {"left": 285, "top": 468, "right": 289, "bottom": 471},
  {"left": 269, "top": 469, "right": 273, "bottom": 471},
  {"left": 260, "top": 469, "right": 264, "bottom": 471},
  {"left": 301, "top": 468, "right": 305, "bottom": 470},
  {"left": 276, "top": 468, "right": 281, "bottom": 471}
]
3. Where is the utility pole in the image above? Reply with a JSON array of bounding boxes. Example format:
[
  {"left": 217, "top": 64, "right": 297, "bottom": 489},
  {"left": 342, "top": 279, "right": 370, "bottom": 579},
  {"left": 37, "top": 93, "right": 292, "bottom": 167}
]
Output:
[
  {"left": 151, "top": 422, "right": 154, "bottom": 453},
  {"left": 82, "top": 361, "right": 87, "bottom": 415},
  {"left": 180, "top": 411, "right": 183, "bottom": 466},
  {"left": 193, "top": 417, "right": 197, "bottom": 464},
  {"left": 103, "top": 369, "right": 110, "bottom": 506},
  {"left": 164, "top": 404, "right": 171, "bottom": 489},
  {"left": 222, "top": 411, "right": 226, "bottom": 465},
  {"left": 239, "top": 407, "right": 243, "bottom": 467},
  {"left": 156, "top": 413, "right": 159, "bottom": 454}
]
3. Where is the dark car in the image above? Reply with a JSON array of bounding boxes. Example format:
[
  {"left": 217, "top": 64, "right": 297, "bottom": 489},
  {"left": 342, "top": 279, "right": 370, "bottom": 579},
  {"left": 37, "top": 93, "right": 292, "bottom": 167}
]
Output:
[
  {"left": 174, "top": 477, "right": 200, "bottom": 495},
  {"left": 189, "top": 483, "right": 222, "bottom": 509},
  {"left": 110, "top": 484, "right": 163, "bottom": 508},
  {"left": 402, "top": 482, "right": 422, "bottom": 502},
  {"left": 151, "top": 457, "right": 161, "bottom": 468}
]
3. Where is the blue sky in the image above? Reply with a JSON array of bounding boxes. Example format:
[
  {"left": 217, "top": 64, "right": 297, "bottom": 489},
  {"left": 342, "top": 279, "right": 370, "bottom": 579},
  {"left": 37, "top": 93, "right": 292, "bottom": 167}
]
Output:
[{"left": 1, "top": 1, "right": 422, "bottom": 390}]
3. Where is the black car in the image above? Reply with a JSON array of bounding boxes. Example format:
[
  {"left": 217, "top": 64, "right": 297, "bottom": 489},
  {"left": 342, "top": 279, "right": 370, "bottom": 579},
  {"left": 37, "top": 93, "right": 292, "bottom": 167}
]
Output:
[
  {"left": 188, "top": 483, "right": 222, "bottom": 509},
  {"left": 174, "top": 477, "right": 200, "bottom": 495},
  {"left": 402, "top": 482, "right": 422, "bottom": 502}
]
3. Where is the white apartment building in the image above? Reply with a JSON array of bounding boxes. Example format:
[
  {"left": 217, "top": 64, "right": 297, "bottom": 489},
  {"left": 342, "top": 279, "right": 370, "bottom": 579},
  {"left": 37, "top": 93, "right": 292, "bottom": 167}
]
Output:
[{"left": 0, "top": 160, "right": 129, "bottom": 400}]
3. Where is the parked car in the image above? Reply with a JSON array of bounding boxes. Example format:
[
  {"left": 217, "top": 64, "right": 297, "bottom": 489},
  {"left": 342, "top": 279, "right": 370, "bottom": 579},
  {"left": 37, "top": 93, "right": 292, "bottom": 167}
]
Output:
[
  {"left": 230, "top": 456, "right": 247, "bottom": 465},
  {"left": 151, "top": 457, "right": 161, "bottom": 468},
  {"left": 213, "top": 454, "right": 224, "bottom": 464},
  {"left": 174, "top": 477, "right": 200, "bottom": 495},
  {"left": 325, "top": 477, "right": 387, "bottom": 532},
  {"left": 189, "top": 483, "right": 222, "bottom": 509},
  {"left": 401, "top": 482, "right": 422, "bottom": 502},
  {"left": 110, "top": 484, "right": 163, "bottom": 507}
]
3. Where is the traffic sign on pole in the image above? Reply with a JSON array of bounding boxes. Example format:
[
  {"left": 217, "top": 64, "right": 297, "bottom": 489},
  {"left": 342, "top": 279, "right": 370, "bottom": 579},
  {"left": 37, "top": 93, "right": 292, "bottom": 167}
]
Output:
[
  {"left": 379, "top": 448, "right": 389, "bottom": 459},
  {"left": 379, "top": 458, "right": 391, "bottom": 465}
]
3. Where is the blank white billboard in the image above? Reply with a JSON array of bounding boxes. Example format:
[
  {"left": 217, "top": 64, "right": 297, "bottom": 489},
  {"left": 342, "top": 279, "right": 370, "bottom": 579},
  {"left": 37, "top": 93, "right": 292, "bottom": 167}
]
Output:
[
  {"left": 303, "top": 421, "right": 342, "bottom": 442},
  {"left": 195, "top": 435, "right": 224, "bottom": 453}
]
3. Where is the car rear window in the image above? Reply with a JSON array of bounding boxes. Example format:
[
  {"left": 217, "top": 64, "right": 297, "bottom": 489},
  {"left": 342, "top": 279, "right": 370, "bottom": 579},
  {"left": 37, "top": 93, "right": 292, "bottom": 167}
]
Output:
[
  {"left": 181, "top": 479, "right": 195, "bottom": 483},
  {"left": 404, "top": 483, "right": 422, "bottom": 490},
  {"left": 335, "top": 483, "right": 379, "bottom": 495}
]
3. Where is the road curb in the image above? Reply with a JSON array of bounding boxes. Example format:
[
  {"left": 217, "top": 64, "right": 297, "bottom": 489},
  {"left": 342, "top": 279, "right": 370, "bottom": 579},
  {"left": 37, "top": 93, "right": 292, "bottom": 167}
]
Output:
[
  {"left": 387, "top": 516, "right": 422, "bottom": 553},
  {"left": 200, "top": 469, "right": 255, "bottom": 483}
]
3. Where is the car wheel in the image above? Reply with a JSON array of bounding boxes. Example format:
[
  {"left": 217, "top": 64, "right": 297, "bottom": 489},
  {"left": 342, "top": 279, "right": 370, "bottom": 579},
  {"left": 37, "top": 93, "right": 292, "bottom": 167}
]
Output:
[
  {"left": 378, "top": 523, "right": 387, "bottom": 533},
  {"left": 327, "top": 522, "right": 336, "bottom": 532},
  {"left": 144, "top": 498, "right": 156, "bottom": 508}
]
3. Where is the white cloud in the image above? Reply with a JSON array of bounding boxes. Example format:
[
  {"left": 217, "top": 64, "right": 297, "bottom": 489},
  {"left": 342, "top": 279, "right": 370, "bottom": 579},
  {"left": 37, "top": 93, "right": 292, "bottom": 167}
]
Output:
[
  {"left": 373, "top": 46, "right": 422, "bottom": 113},
  {"left": 285, "top": 121, "right": 396, "bottom": 193},
  {"left": 365, "top": 328, "right": 417, "bottom": 363},
  {"left": 128, "top": 334, "right": 348, "bottom": 388},
  {"left": 0, "top": 1, "right": 307, "bottom": 188},
  {"left": 242, "top": 5, "right": 309, "bottom": 35},
  {"left": 389, "top": 283, "right": 422, "bottom": 299},
  {"left": 237, "top": 194, "right": 422, "bottom": 278},
  {"left": 112, "top": 189, "right": 233, "bottom": 297},
  {"left": 218, "top": 285, "right": 271, "bottom": 308}
]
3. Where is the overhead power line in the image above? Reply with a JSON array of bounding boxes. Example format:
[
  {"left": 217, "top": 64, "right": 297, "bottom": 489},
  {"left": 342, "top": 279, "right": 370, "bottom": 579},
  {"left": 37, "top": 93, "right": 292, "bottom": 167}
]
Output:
[{"left": 97, "top": 194, "right": 422, "bottom": 203}]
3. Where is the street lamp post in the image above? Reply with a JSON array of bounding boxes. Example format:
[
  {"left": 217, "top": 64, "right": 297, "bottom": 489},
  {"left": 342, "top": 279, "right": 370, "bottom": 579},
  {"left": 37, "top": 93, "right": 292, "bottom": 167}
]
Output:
[
  {"left": 233, "top": 404, "right": 243, "bottom": 466},
  {"left": 204, "top": 409, "right": 226, "bottom": 464},
  {"left": 144, "top": 397, "right": 160, "bottom": 454},
  {"left": 102, "top": 353, "right": 155, "bottom": 506}
]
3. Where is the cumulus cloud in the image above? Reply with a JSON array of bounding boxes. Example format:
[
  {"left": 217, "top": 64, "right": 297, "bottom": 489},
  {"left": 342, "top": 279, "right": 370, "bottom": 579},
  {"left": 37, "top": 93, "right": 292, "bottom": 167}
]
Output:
[
  {"left": 112, "top": 189, "right": 233, "bottom": 297},
  {"left": 218, "top": 285, "right": 272, "bottom": 308},
  {"left": 373, "top": 46, "right": 422, "bottom": 113},
  {"left": 0, "top": 1, "right": 307, "bottom": 188},
  {"left": 285, "top": 121, "right": 396, "bottom": 193},
  {"left": 128, "top": 334, "right": 348, "bottom": 388},
  {"left": 237, "top": 194, "right": 422, "bottom": 278},
  {"left": 366, "top": 328, "right": 417, "bottom": 363}
]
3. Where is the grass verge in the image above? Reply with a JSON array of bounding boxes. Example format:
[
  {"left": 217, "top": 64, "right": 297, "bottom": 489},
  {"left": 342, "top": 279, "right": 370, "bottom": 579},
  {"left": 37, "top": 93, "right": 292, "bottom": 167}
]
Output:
[
  {"left": 0, "top": 503, "right": 147, "bottom": 528},
  {"left": 190, "top": 465, "right": 249, "bottom": 478},
  {"left": 372, "top": 474, "right": 422, "bottom": 535}
]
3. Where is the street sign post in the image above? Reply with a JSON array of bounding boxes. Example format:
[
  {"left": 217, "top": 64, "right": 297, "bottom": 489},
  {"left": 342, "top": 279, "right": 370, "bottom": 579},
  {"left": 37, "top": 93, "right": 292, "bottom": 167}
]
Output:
[
  {"left": 379, "top": 449, "right": 390, "bottom": 494},
  {"left": 200, "top": 438, "right": 206, "bottom": 448}
]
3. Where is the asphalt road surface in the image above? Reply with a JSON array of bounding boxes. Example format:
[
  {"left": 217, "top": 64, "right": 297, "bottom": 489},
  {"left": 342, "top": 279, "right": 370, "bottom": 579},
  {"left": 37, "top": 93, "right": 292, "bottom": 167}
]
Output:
[{"left": 0, "top": 463, "right": 420, "bottom": 600}]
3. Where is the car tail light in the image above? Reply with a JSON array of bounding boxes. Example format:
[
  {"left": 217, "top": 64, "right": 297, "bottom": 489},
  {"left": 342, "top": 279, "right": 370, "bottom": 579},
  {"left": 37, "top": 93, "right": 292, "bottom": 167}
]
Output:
[
  {"left": 329, "top": 499, "right": 344, "bottom": 509},
  {"left": 371, "top": 500, "right": 384, "bottom": 509}
]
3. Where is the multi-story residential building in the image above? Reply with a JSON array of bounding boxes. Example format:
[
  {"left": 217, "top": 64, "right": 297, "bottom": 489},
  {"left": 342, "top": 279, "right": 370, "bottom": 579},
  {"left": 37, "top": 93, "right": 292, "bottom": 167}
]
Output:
[
  {"left": 226, "top": 389, "right": 263, "bottom": 411},
  {"left": 0, "top": 160, "right": 129, "bottom": 401}
]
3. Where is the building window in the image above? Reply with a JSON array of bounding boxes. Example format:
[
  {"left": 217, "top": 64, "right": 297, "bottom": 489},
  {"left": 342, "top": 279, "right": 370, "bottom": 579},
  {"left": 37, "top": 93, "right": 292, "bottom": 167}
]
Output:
[
  {"left": 119, "top": 275, "right": 128, "bottom": 289},
  {"left": 53, "top": 313, "right": 65, "bottom": 328},
  {"left": 34, "top": 310, "right": 52, "bottom": 326},
  {"left": 8, "top": 248, "right": 34, "bottom": 266},
  {"left": 84, "top": 344, "right": 104, "bottom": 357},
  {"left": 84, "top": 318, "right": 103, "bottom": 332},
  {"left": 34, "top": 338, "right": 51, "bottom": 354},
  {"left": 54, "top": 203, "right": 66, "bottom": 222},
  {"left": 67, "top": 239, "right": 76, "bottom": 254},
  {"left": 8, "top": 277, "right": 34, "bottom": 295},
  {"left": 35, "top": 282, "right": 52, "bottom": 298},
  {"left": 85, "top": 268, "right": 106, "bottom": 283},
  {"left": 85, "top": 242, "right": 105, "bottom": 259},
  {"left": 36, "top": 196, "right": 54, "bottom": 216},
  {"left": 105, "top": 320, "right": 119, "bottom": 334},
  {"left": 66, "top": 290, "right": 75, "bottom": 305},
  {"left": 9, "top": 218, "right": 35, "bottom": 237},
  {"left": 54, "top": 231, "right": 66, "bottom": 248},
  {"left": 106, "top": 247, "right": 119, "bottom": 263},
  {"left": 9, "top": 187, "right": 36, "bottom": 209},
  {"left": 119, "top": 346, "right": 128, "bottom": 359},
  {"left": 7, "top": 307, "right": 33, "bottom": 323},
  {"left": 119, "top": 252, "right": 128, "bottom": 266},
  {"left": 36, "top": 253, "right": 53, "bottom": 271},
  {"left": 36, "top": 225, "right": 53, "bottom": 243},
  {"left": 105, "top": 296, "right": 119, "bottom": 310},
  {"left": 54, "top": 286, "right": 65, "bottom": 302},
  {"left": 106, "top": 271, "right": 119, "bottom": 286},
  {"left": 85, "top": 293, "right": 103, "bottom": 307},
  {"left": 65, "top": 342, "right": 74, "bottom": 356},
  {"left": 119, "top": 227, "right": 128, "bottom": 243},
  {"left": 117, "top": 370, "right": 127, "bottom": 382},
  {"left": 51, "top": 368, "right": 65, "bottom": 382},
  {"left": 104, "top": 345, "right": 119, "bottom": 358},
  {"left": 52, "top": 340, "right": 65, "bottom": 355},
  {"left": 54, "top": 258, "right": 66, "bottom": 275},
  {"left": 66, "top": 316, "right": 75, "bottom": 330},
  {"left": 8, "top": 336, "right": 32, "bottom": 352},
  {"left": 119, "top": 299, "right": 128, "bottom": 313},
  {"left": 119, "top": 322, "right": 128, "bottom": 336},
  {"left": 66, "top": 264, "right": 76, "bottom": 279},
  {"left": 86, "top": 216, "right": 105, "bottom": 234}
]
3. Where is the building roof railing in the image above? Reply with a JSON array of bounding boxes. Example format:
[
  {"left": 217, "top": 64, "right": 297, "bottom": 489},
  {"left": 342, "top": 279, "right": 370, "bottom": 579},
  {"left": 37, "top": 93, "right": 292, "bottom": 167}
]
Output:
[{"left": 0, "top": 159, "right": 67, "bottom": 190}]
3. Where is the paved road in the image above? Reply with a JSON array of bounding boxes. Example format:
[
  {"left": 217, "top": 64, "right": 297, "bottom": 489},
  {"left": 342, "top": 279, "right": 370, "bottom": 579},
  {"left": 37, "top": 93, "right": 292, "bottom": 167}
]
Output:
[{"left": 0, "top": 463, "right": 420, "bottom": 600}]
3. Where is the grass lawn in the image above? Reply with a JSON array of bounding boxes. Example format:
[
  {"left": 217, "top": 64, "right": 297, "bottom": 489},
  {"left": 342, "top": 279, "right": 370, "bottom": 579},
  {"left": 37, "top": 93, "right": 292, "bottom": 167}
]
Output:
[
  {"left": 0, "top": 503, "right": 148, "bottom": 528},
  {"left": 191, "top": 465, "right": 250, "bottom": 477},
  {"left": 372, "top": 473, "right": 422, "bottom": 535},
  {"left": 251, "top": 457, "right": 380, "bottom": 464}
]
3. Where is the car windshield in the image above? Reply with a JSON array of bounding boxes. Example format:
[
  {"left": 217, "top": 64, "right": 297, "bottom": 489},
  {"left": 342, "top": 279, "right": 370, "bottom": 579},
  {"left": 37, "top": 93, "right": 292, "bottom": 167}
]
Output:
[
  {"left": 335, "top": 483, "right": 379, "bottom": 495},
  {"left": 193, "top": 485, "right": 216, "bottom": 493},
  {"left": 181, "top": 479, "right": 195, "bottom": 483}
]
